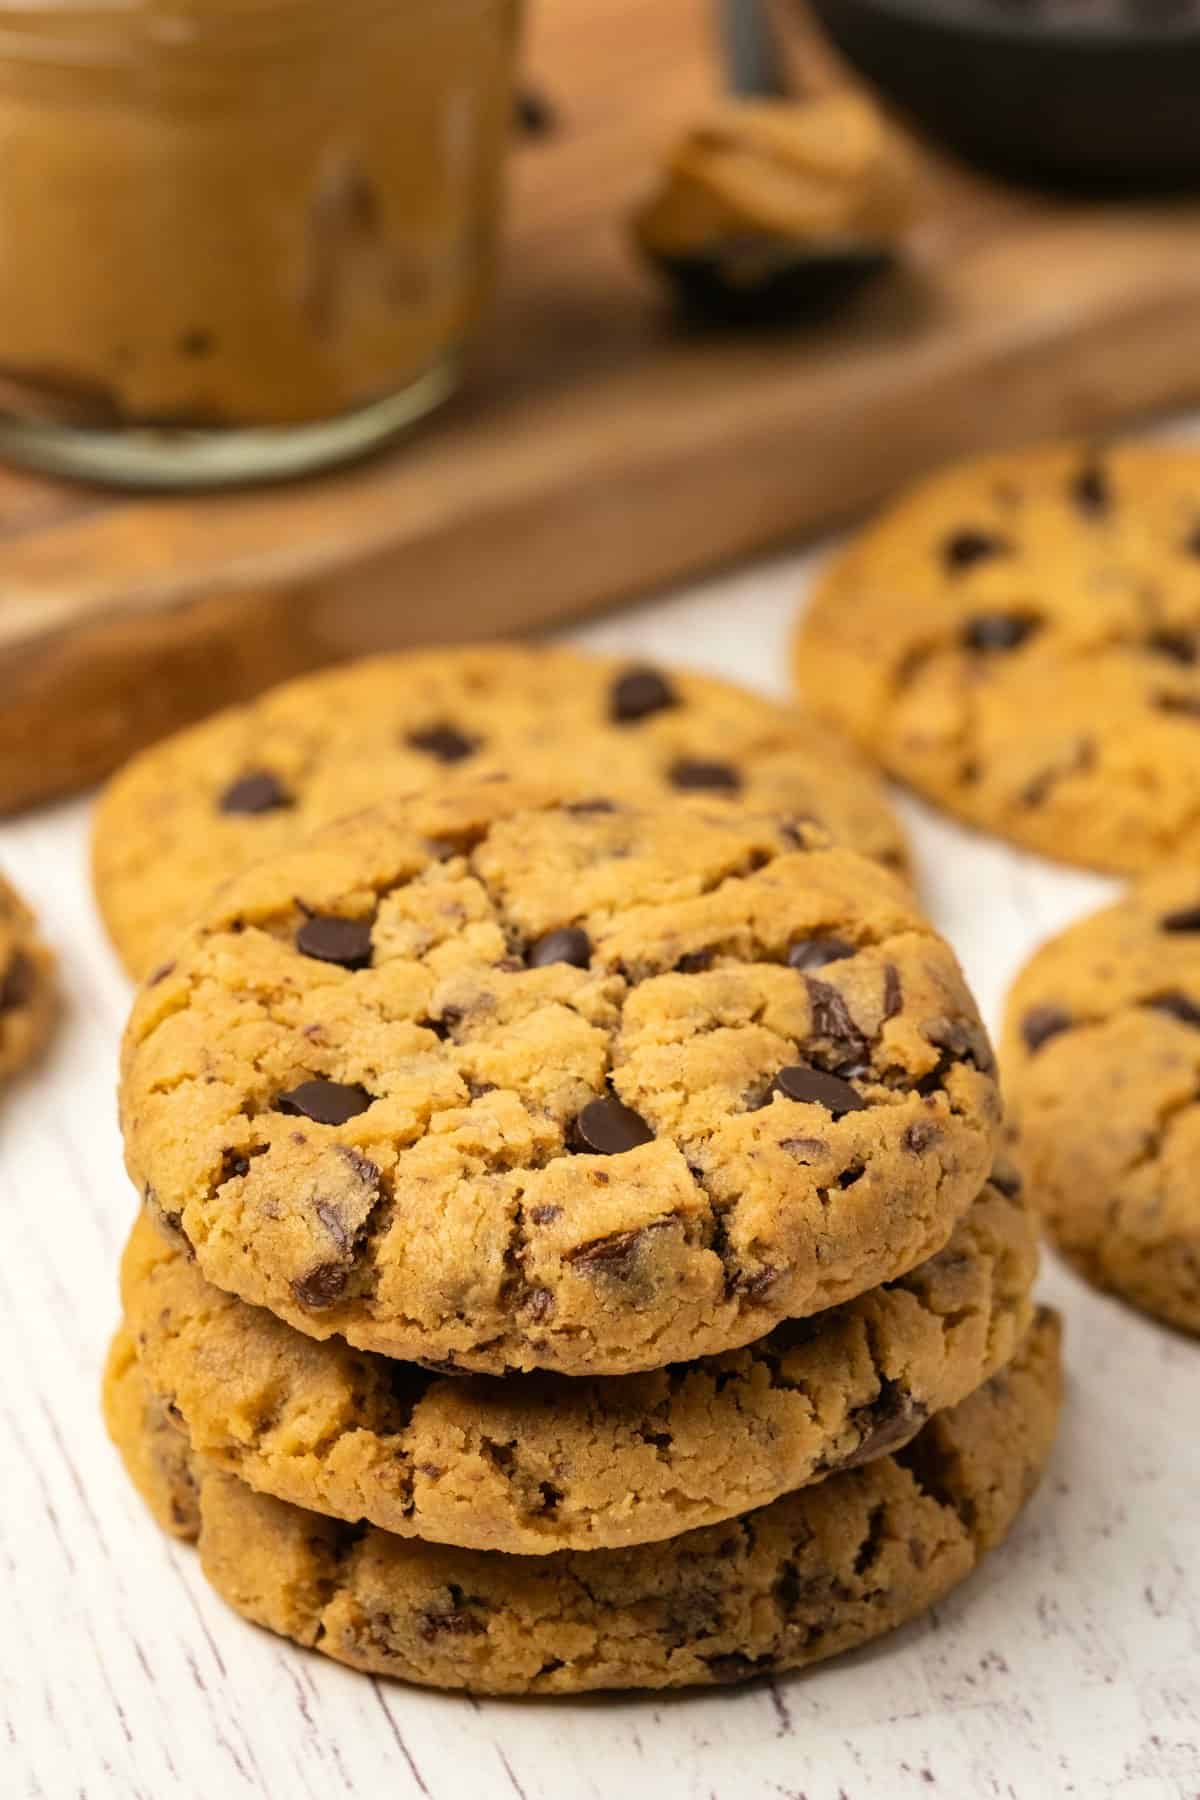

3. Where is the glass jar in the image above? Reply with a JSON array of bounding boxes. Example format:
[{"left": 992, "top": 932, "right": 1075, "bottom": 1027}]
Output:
[{"left": 0, "top": 0, "right": 521, "bottom": 486}]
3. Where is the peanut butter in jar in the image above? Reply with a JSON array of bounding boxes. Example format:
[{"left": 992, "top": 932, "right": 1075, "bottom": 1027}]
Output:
[{"left": 0, "top": 0, "right": 521, "bottom": 484}]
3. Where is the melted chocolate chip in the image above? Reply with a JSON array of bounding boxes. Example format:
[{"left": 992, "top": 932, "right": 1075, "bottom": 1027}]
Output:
[
  {"left": 218, "top": 770, "right": 293, "bottom": 815},
  {"left": 296, "top": 914, "right": 373, "bottom": 970},
  {"left": 0, "top": 951, "right": 34, "bottom": 1011},
  {"left": 291, "top": 1263, "right": 349, "bottom": 1310},
  {"left": 1147, "top": 629, "right": 1198, "bottom": 666},
  {"left": 569, "top": 1096, "right": 655, "bottom": 1154},
  {"left": 275, "top": 1079, "right": 373, "bottom": 1125},
  {"left": 786, "top": 936, "right": 854, "bottom": 972},
  {"left": 962, "top": 613, "right": 1040, "bottom": 653},
  {"left": 903, "top": 1120, "right": 941, "bottom": 1155},
  {"left": 568, "top": 1221, "right": 670, "bottom": 1277},
  {"left": 527, "top": 926, "right": 591, "bottom": 969},
  {"left": 1146, "top": 990, "right": 1200, "bottom": 1027},
  {"left": 772, "top": 1065, "right": 866, "bottom": 1116},
  {"left": 943, "top": 528, "right": 1010, "bottom": 573},
  {"left": 1072, "top": 462, "right": 1111, "bottom": 517},
  {"left": 668, "top": 758, "right": 742, "bottom": 793},
  {"left": 1161, "top": 904, "right": 1200, "bottom": 933},
  {"left": 1022, "top": 1004, "right": 1072, "bottom": 1053},
  {"left": 609, "top": 666, "right": 678, "bottom": 724},
  {"left": 409, "top": 723, "right": 480, "bottom": 764}
]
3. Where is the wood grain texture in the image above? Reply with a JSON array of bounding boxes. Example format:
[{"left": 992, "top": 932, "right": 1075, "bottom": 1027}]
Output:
[
  {"left": 4, "top": 0, "right": 1200, "bottom": 811},
  {"left": 4, "top": 537, "right": 1199, "bottom": 1798}
]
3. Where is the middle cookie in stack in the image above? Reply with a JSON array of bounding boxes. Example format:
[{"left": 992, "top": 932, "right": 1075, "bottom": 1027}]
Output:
[{"left": 111, "top": 774, "right": 1047, "bottom": 1689}]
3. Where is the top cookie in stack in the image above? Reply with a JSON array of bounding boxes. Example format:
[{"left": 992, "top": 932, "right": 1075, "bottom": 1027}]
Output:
[
  {"left": 117, "top": 775, "right": 1001, "bottom": 1378},
  {"left": 92, "top": 643, "right": 908, "bottom": 980}
]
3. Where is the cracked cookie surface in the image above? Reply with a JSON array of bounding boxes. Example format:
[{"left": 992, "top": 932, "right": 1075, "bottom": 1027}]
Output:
[
  {"left": 0, "top": 873, "right": 55, "bottom": 1083},
  {"left": 92, "top": 643, "right": 907, "bottom": 980},
  {"left": 121, "top": 1169, "right": 1036, "bottom": 1553},
  {"left": 103, "top": 1311, "right": 1061, "bottom": 1695},
  {"left": 119, "top": 777, "right": 1000, "bottom": 1376},
  {"left": 794, "top": 443, "right": 1200, "bottom": 874},
  {"left": 1004, "top": 867, "right": 1200, "bottom": 1332}
]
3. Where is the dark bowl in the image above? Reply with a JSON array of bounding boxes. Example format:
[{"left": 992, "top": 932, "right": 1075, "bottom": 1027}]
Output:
[{"left": 806, "top": 0, "right": 1200, "bottom": 192}]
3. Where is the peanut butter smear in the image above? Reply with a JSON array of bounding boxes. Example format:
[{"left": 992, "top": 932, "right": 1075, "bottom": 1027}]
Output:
[{"left": 0, "top": 0, "right": 519, "bottom": 428}]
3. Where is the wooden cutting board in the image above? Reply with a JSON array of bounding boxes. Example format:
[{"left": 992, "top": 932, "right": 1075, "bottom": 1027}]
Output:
[{"left": 5, "top": 0, "right": 1200, "bottom": 813}]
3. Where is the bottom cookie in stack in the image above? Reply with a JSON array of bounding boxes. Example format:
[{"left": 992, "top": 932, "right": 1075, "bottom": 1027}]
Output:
[{"left": 103, "top": 1304, "right": 1061, "bottom": 1696}]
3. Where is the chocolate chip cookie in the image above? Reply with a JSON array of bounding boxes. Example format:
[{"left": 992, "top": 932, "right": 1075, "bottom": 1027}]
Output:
[
  {"left": 0, "top": 872, "right": 55, "bottom": 1082},
  {"left": 795, "top": 442, "right": 1200, "bottom": 873},
  {"left": 103, "top": 1310, "right": 1062, "bottom": 1695},
  {"left": 121, "top": 1167, "right": 1035, "bottom": 1553},
  {"left": 1003, "top": 866, "right": 1200, "bottom": 1332},
  {"left": 119, "top": 776, "right": 1001, "bottom": 1376},
  {"left": 92, "top": 643, "right": 908, "bottom": 980}
]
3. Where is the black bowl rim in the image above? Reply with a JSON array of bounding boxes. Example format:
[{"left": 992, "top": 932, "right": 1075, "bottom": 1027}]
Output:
[{"left": 817, "top": 0, "right": 1200, "bottom": 50}]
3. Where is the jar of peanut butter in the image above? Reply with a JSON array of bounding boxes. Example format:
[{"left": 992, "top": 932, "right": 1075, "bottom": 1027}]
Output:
[{"left": 0, "top": 0, "right": 521, "bottom": 485}]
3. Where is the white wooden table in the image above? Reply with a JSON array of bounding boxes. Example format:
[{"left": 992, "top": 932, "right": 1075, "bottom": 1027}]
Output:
[{"left": 5, "top": 519, "right": 1199, "bottom": 1800}]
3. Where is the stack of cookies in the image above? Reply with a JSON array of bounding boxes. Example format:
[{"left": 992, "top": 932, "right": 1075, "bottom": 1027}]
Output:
[{"left": 100, "top": 648, "right": 1059, "bottom": 1695}]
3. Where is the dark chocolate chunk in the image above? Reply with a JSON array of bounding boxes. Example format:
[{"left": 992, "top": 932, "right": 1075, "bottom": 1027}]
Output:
[
  {"left": 772, "top": 1065, "right": 866, "bottom": 1116},
  {"left": 406, "top": 723, "right": 480, "bottom": 764},
  {"left": 275, "top": 1079, "right": 373, "bottom": 1125},
  {"left": 514, "top": 86, "right": 558, "bottom": 137},
  {"left": 1146, "top": 989, "right": 1200, "bottom": 1027},
  {"left": 218, "top": 770, "right": 293, "bottom": 815},
  {"left": 1161, "top": 903, "right": 1200, "bottom": 933},
  {"left": 805, "top": 977, "right": 867, "bottom": 1067},
  {"left": 1021, "top": 1004, "right": 1072, "bottom": 1053},
  {"left": 527, "top": 926, "right": 591, "bottom": 969},
  {"left": 1147, "top": 629, "right": 1198, "bottom": 666},
  {"left": 881, "top": 962, "right": 902, "bottom": 1020},
  {"left": 567, "top": 1221, "right": 669, "bottom": 1277},
  {"left": 609, "top": 665, "right": 678, "bottom": 724},
  {"left": 291, "top": 1263, "right": 349, "bottom": 1310},
  {"left": 569, "top": 1096, "right": 655, "bottom": 1154},
  {"left": 668, "top": 758, "right": 742, "bottom": 793},
  {"left": 676, "top": 949, "right": 714, "bottom": 973},
  {"left": 943, "top": 528, "right": 1010, "bottom": 573},
  {"left": 962, "top": 612, "right": 1040, "bottom": 653},
  {"left": 1072, "top": 461, "right": 1110, "bottom": 517},
  {"left": 1153, "top": 691, "right": 1200, "bottom": 720},
  {"left": 786, "top": 936, "right": 854, "bottom": 972},
  {"left": 841, "top": 1382, "right": 927, "bottom": 1470},
  {"left": 0, "top": 951, "right": 34, "bottom": 1011},
  {"left": 296, "top": 914, "right": 373, "bottom": 970}
]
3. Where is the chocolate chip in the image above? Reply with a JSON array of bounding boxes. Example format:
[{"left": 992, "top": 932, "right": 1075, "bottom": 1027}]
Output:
[
  {"left": 779, "top": 1136, "right": 829, "bottom": 1161},
  {"left": 1021, "top": 1004, "right": 1072, "bottom": 1053},
  {"left": 569, "top": 1096, "right": 654, "bottom": 1154},
  {"left": 1072, "top": 461, "right": 1110, "bottom": 516},
  {"left": 564, "top": 796, "right": 617, "bottom": 815},
  {"left": 841, "top": 1382, "right": 927, "bottom": 1469},
  {"left": 1153, "top": 692, "right": 1200, "bottom": 720},
  {"left": 772, "top": 1065, "right": 866, "bottom": 1116},
  {"left": 668, "top": 758, "right": 742, "bottom": 793},
  {"left": 881, "top": 963, "right": 902, "bottom": 1020},
  {"left": 787, "top": 936, "right": 854, "bottom": 972},
  {"left": 514, "top": 86, "right": 558, "bottom": 136},
  {"left": 275, "top": 1079, "right": 373, "bottom": 1125},
  {"left": 146, "top": 960, "right": 176, "bottom": 988},
  {"left": 703, "top": 1653, "right": 773, "bottom": 1685},
  {"left": 1161, "top": 904, "right": 1200, "bottom": 933},
  {"left": 962, "top": 613, "right": 1039, "bottom": 653},
  {"left": 1147, "top": 629, "right": 1198, "bottom": 666},
  {"left": 527, "top": 926, "right": 591, "bottom": 969},
  {"left": 1146, "top": 990, "right": 1200, "bottom": 1027},
  {"left": 296, "top": 914, "right": 373, "bottom": 970},
  {"left": 990, "top": 1164, "right": 1023, "bottom": 1199},
  {"left": 943, "top": 529, "right": 1010, "bottom": 573},
  {"left": 291, "top": 1263, "right": 348, "bottom": 1310},
  {"left": 406, "top": 723, "right": 480, "bottom": 764},
  {"left": 218, "top": 770, "right": 292, "bottom": 815},
  {"left": 524, "top": 1288, "right": 554, "bottom": 1321},
  {"left": 567, "top": 1221, "right": 669, "bottom": 1277},
  {"left": 676, "top": 949, "right": 714, "bottom": 973},
  {"left": 0, "top": 951, "right": 34, "bottom": 1011},
  {"left": 805, "top": 977, "right": 867, "bottom": 1068},
  {"left": 903, "top": 1120, "right": 941, "bottom": 1154},
  {"left": 528, "top": 1204, "right": 562, "bottom": 1225},
  {"left": 609, "top": 665, "right": 678, "bottom": 724}
]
